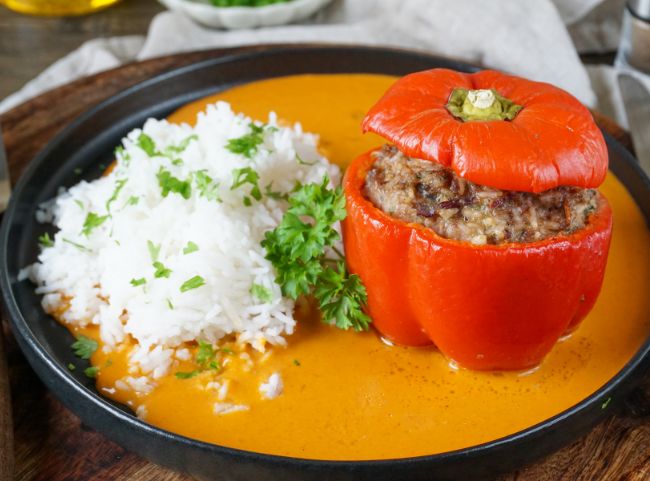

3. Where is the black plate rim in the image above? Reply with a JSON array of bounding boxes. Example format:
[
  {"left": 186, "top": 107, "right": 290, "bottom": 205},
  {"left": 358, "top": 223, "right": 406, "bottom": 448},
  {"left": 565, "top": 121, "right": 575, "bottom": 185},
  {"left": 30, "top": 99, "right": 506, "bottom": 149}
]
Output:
[{"left": 1, "top": 44, "right": 649, "bottom": 470}]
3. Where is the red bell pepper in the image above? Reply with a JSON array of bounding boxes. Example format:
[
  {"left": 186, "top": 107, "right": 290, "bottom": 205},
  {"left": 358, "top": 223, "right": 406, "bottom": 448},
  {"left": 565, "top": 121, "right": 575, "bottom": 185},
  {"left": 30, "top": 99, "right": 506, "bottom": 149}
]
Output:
[
  {"left": 343, "top": 69, "right": 613, "bottom": 371},
  {"left": 343, "top": 151, "right": 612, "bottom": 370}
]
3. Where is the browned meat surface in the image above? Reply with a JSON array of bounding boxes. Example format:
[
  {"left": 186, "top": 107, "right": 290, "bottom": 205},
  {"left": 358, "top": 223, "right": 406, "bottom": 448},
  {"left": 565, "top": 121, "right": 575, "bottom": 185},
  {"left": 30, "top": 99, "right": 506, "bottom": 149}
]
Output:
[{"left": 363, "top": 145, "right": 600, "bottom": 245}]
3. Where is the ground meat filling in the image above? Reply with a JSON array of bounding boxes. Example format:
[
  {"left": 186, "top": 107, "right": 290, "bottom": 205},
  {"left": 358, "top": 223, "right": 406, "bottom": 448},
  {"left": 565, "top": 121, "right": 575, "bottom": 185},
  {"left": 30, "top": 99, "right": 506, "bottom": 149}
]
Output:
[{"left": 363, "top": 145, "right": 600, "bottom": 245}]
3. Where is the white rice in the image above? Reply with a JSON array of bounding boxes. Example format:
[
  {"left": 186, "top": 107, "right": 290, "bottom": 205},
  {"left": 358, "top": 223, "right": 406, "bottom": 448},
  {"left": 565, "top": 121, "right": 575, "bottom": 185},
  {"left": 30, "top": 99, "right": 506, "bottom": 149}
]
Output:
[
  {"left": 23, "top": 101, "right": 340, "bottom": 384},
  {"left": 259, "top": 372, "right": 284, "bottom": 400}
]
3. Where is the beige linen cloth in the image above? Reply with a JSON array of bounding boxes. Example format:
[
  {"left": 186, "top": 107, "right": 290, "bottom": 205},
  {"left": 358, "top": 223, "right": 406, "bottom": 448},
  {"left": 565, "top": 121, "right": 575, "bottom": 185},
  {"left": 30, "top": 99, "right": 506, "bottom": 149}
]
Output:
[{"left": 0, "top": 0, "right": 638, "bottom": 126}]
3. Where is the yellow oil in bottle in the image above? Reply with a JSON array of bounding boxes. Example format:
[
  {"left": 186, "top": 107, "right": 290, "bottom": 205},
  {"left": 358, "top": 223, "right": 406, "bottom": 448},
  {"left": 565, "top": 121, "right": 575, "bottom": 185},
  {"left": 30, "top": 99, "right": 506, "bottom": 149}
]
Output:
[{"left": 2, "top": 0, "right": 121, "bottom": 16}]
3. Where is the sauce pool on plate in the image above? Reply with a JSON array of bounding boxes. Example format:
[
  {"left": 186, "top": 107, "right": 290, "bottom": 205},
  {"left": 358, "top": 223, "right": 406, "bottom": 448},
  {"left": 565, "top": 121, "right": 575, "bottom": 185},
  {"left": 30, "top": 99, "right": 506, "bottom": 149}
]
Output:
[{"left": 70, "top": 74, "right": 650, "bottom": 460}]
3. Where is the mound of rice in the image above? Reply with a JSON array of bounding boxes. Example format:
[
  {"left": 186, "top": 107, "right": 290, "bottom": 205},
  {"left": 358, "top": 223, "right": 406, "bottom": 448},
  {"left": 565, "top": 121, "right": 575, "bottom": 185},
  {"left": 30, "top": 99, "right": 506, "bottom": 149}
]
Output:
[{"left": 21, "top": 101, "right": 340, "bottom": 381}]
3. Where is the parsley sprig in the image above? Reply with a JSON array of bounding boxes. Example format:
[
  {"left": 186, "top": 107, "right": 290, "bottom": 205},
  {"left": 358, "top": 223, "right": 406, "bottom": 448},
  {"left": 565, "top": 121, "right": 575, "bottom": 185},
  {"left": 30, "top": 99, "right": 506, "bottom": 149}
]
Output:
[{"left": 262, "top": 177, "right": 370, "bottom": 331}]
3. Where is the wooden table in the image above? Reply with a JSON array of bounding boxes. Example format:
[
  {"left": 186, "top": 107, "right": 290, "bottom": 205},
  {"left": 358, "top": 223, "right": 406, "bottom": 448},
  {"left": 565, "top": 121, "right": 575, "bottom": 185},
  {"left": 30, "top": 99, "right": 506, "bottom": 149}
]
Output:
[
  {"left": 0, "top": 0, "right": 163, "bottom": 101},
  {"left": 0, "top": 10, "right": 648, "bottom": 480}
]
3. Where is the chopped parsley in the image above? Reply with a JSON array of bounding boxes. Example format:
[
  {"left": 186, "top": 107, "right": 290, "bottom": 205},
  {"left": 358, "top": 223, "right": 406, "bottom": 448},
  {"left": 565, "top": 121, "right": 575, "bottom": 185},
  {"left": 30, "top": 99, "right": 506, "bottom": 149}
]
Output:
[
  {"left": 115, "top": 146, "right": 131, "bottom": 166},
  {"left": 106, "top": 179, "right": 128, "bottom": 212},
  {"left": 125, "top": 196, "right": 139, "bottom": 207},
  {"left": 226, "top": 123, "right": 265, "bottom": 158},
  {"left": 167, "top": 298, "right": 174, "bottom": 310},
  {"left": 231, "top": 167, "right": 262, "bottom": 205},
  {"left": 183, "top": 241, "right": 199, "bottom": 255},
  {"left": 296, "top": 153, "right": 317, "bottom": 166},
  {"left": 157, "top": 168, "right": 192, "bottom": 199},
  {"left": 74, "top": 200, "right": 85, "bottom": 210},
  {"left": 195, "top": 170, "right": 222, "bottom": 202},
  {"left": 164, "top": 135, "right": 198, "bottom": 156},
  {"left": 147, "top": 240, "right": 161, "bottom": 262},
  {"left": 153, "top": 261, "right": 172, "bottom": 279},
  {"left": 71, "top": 335, "right": 98, "bottom": 360},
  {"left": 601, "top": 397, "right": 612, "bottom": 410},
  {"left": 130, "top": 277, "right": 146, "bottom": 287},
  {"left": 38, "top": 232, "right": 54, "bottom": 248},
  {"left": 84, "top": 366, "right": 99, "bottom": 378},
  {"left": 67, "top": 363, "right": 76, "bottom": 371},
  {"left": 63, "top": 238, "right": 90, "bottom": 251},
  {"left": 264, "top": 182, "right": 288, "bottom": 201},
  {"left": 196, "top": 340, "right": 215, "bottom": 366},
  {"left": 180, "top": 275, "right": 205, "bottom": 293},
  {"left": 293, "top": 359, "right": 301, "bottom": 366},
  {"left": 137, "top": 133, "right": 160, "bottom": 157},
  {"left": 175, "top": 340, "right": 221, "bottom": 380},
  {"left": 81, "top": 212, "right": 109, "bottom": 237},
  {"left": 250, "top": 283, "right": 273, "bottom": 303},
  {"left": 261, "top": 177, "right": 371, "bottom": 331}
]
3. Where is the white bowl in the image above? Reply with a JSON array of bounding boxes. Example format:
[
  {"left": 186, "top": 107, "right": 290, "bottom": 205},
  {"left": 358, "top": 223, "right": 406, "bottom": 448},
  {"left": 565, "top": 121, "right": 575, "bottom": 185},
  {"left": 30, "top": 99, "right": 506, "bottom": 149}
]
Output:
[{"left": 158, "top": 0, "right": 333, "bottom": 29}]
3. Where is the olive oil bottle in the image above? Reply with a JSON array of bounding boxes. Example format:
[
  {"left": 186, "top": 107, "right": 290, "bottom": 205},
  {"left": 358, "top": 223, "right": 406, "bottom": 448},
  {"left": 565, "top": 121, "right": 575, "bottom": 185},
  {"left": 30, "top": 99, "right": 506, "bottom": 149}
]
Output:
[{"left": 2, "top": 0, "right": 121, "bottom": 16}]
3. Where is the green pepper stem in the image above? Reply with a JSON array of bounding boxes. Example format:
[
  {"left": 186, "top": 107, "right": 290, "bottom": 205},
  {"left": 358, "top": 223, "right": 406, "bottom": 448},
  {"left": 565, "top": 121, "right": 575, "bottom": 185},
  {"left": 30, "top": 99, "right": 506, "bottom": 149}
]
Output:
[{"left": 446, "top": 88, "right": 523, "bottom": 122}]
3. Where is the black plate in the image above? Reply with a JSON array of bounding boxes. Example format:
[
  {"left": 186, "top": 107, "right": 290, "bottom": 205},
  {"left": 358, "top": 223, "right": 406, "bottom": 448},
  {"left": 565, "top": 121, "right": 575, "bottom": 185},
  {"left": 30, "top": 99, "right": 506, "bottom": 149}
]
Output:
[{"left": 1, "top": 45, "right": 649, "bottom": 481}]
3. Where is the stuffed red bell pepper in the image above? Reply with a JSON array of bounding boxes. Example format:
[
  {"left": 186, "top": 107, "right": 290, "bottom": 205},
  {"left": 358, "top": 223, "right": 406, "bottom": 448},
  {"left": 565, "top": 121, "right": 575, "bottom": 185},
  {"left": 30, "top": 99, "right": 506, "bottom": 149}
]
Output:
[{"left": 342, "top": 69, "right": 613, "bottom": 371}]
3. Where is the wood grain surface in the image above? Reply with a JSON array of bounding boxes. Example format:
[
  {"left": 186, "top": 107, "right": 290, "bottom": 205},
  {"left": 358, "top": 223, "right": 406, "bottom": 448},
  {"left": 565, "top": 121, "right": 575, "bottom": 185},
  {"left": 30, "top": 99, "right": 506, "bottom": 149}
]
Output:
[
  {"left": 0, "top": 46, "right": 648, "bottom": 481},
  {"left": 0, "top": 321, "right": 14, "bottom": 480},
  {"left": 0, "top": 0, "right": 163, "bottom": 101}
]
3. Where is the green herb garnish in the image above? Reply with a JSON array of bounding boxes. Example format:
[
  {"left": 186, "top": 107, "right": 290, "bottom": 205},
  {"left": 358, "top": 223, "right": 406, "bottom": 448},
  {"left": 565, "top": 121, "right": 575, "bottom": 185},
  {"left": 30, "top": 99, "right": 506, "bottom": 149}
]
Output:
[
  {"left": 293, "top": 359, "right": 301, "bottom": 366},
  {"left": 157, "top": 168, "right": 192, "bottom": 199},
  {"left": 195, "top": 170, "right": 222, "bottom": 202},
  {"left": 147, "top": 240, "right": 161, "bottom": 262},
  {"left": 183, "top": 241, "right": 199, "bottom": 255},
  {"left": 84, "top": 366, "right": 99, "bottom": 378},
  {"left": 38, "top": 232, "right": 54, "bottom": 248},
  {"left": 231, "top": 167, "right": 262, "bottom": 205},
  {"left": 153, "top": 261, "right": 172, "bottom": 279},
  {"left": 226, "top": 123, "right": 265, "bottom": 158},
  {"left": 63, "top": 238, "right": 90, "bottom": 251},
  {"left": 264, "top": 182, "right": 288, "bottom": 201},
  {"left": 261, "top": 177, "right": 370, "bottom": 331},
  {"left": 67, "top": 363, "right": 76, "bottom": 371},
  {"left": 167, "top": 298, "right": 174, "bottom": 310},
  {"left": 250, "top": 283, "right": 273, "bottom": 303},
  {"left": 164, "top": 135, "right": 198, "bottom": 156},
  {"left": 114, "top": 145, "right": 131, "bottom": 164},
  {"left": 130, "top": 278, "right": 146, "bottom": 287},
  {"left": 175, "top": 340, "right": 222, "bottom": 380},
  {"left": 180, "top": 275, "right": 205, "bottom": 293},
  {"left": 106, "top": 179, "right": 128, "bottom": 212},
  {"left": 81, "top": 212, "right": 109, "bottom": 237},
  {"left": 296, "top": 153, "right": 317, "bottom": 166},
  {"left": 196, "top": 340, "right": 215, "bottom": 366},
  {"left": 72, "top": 335, "right": 98, "bottom": 360},
  {"left": 137, "top": 133, "right": 160, "bottom": 157}
]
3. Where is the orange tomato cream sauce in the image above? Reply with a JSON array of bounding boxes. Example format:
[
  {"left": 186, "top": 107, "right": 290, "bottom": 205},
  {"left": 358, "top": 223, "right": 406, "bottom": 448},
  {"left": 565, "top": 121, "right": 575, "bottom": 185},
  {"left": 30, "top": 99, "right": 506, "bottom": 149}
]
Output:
[{"left": 66, "top": 74, "right": 650, "bottom": 460}]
